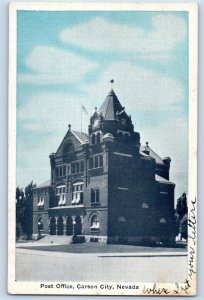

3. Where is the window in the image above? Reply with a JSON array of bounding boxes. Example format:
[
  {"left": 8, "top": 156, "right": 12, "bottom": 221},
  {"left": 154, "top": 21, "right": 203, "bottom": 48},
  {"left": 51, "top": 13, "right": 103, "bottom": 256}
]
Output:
[
  {"left": 89, "top": 155, "right": 103, "bottom": 169},
  {"left": 118, "top": 216, "right": 126, "bottom": 222},
  {"left": 72, "top": 182, "right": 84, "bottom": 205},
  {"left": 56, "top": 165, "right": 67, "bottom": 177},
  {"left": 97, "top": 132, "right": 100, "bottom": 143},
  {"left": 71, "top": 163, "right": 75, "bottom": 174},
  {"left": 37, "top": 217, "right": 44, "bottom": 231},
  {"left": 38, "top": 195, "right": 44, "bottom": 209},
  {"left": 56, "top": 185, "right": 66, "bottom": 206},
  {"left": 92, "top": 134, "right": 95, "bottom": 144},
  {"left": 90, "top": 215, "right": 100, "bottom": 231},
  {"left": 160, "top": 217, "right": 166, "bottom": 224},
  {"left": 63, "top": 142, "right": 74, "bottom": 154},
  {"left": 95, "top": 156, "right": 98, "bottom": 168},
  {"left": 80, "top": 161, "right": 84, "bottom": 172},
  {"left": 63, "top": 166, "right": 66, "bottom": 176},
  {"left": 142, "top": 202, "right": 149, "bottom": 209},
  {"left": 91, "top": 189, "right": 100, "bottom": 204},
  {"left": 59, "top": 166, "right": 62, "bottom": 177},
  {"left": 71, "top": 161, "right": 84, "bottom": 174},
  {"left": 89, "top": 157, "right": 93, "bottom": 169},
  {"left": 99, "top": 155, "right": 103, "bottom": 167}
]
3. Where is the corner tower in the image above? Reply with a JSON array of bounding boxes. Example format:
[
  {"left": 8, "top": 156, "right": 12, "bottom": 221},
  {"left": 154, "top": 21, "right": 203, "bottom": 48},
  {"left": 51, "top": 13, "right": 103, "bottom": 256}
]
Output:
[{"left": 88, "top": 89, "right": 140, "bottom": 150}]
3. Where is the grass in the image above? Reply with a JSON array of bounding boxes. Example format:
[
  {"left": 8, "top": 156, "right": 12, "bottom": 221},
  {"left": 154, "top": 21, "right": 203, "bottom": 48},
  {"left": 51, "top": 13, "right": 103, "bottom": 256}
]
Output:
[{"left": 18, "top": 243, "right": 187, "bottom": 254}]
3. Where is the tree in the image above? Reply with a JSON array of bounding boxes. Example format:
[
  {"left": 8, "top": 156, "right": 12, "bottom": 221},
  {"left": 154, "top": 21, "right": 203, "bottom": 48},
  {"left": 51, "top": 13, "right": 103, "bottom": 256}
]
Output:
[
  {"left": 175, "top": 192, "right": 188, "bottom": 240},
  {"left": 16, "top": 187, "right": 26, "bottom": 239},
  {"left": 16, "top": 181, "right": 36, "bottom": 239}
]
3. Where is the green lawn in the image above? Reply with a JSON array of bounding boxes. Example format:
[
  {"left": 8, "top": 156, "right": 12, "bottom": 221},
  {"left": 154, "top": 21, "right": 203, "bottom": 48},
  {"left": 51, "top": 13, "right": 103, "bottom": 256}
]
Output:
[{"left": 18, "top": 243, "right": 187, "bottom": 254}]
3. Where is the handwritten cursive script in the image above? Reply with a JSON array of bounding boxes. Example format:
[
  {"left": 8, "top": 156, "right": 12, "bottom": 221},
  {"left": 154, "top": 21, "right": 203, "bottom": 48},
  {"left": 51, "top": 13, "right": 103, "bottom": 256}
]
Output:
[
  {"left": 174, "top": 279, "right": 191, "bottom": 295},
  {"left": 143, "top": 283, "right": 170, "bottom": 295},
  {"left": 188, "top": 197, "right": 197, "bottom": 280}
]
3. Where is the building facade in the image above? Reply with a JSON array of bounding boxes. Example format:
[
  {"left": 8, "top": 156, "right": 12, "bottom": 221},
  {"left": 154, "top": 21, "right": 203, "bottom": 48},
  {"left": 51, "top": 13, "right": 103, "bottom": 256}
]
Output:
[{"left": 32, "top": 89, "right": 176, "bottom": 245}]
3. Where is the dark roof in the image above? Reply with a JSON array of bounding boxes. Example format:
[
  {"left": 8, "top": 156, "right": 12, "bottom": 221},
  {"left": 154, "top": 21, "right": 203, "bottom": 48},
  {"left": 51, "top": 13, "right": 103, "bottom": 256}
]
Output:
[
  {"left": 36, "top": 180, "right": 51, "bottom": 189},
  {"left": 99, "top": 89, "right": 124, "bottom": 120},
  {"left": 71, "top": 130, "right": 89, "bottom": 144},
  {"left": 140, "top": 145, "right": 164, "bottom": 165}
]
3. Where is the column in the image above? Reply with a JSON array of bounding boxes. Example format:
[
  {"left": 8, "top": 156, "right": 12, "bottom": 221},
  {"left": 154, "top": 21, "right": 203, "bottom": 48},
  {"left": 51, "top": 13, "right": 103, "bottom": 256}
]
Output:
[
  {"left": 55, "top": 216, "right": 58, "bottom": 235},
  {"left": 48, "top": 217, "right": 51, "bottom": 235},
  {"left": 63, "top": 216, "right": 67, "bottom": 236}
]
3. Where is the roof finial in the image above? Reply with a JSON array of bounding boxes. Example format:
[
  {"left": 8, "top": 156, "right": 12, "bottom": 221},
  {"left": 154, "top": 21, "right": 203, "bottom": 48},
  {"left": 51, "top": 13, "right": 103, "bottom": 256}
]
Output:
[
  {"left": 95, "top": 107, "right": 97, "bottom": 112},
  {"left": 68, "top": 124, "right": 71, "bottom": 131},
  {"left": 146, "top": 141, "right": 149, "bottom": 147},
  {"left": 110, "top": 79, "right": 114, "bottom": 84}
]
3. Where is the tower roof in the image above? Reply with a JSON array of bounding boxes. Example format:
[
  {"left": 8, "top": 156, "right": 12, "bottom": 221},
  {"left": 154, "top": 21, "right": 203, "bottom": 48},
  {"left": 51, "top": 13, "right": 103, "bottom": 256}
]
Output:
[{"left": 99, "top": 89, "right": 124, "bottom": 120}]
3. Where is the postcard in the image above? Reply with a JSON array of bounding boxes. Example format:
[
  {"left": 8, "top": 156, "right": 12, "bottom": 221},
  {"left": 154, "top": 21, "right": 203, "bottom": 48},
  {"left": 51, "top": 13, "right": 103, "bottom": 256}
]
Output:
[{"left": 8, "top": 2, "right": 198, "bottom": 296}]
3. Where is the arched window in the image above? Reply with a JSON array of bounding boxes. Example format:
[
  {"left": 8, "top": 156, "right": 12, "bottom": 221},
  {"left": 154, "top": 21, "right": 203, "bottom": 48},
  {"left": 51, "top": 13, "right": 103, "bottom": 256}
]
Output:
[
  {"left": 63, "top": 142, "right": 74, "bottom": 154},
  {"left": 90, "top": 214, "right": 100, "bottom": 232},
  {"left": 37, "top": 216, "right": 44, "bottom": 231},
  {"left": 160, "top": 217, "right": 166, "bottom": 224},
  {"left": 142, "top": 202, "right": 149, "bottom": 209}
]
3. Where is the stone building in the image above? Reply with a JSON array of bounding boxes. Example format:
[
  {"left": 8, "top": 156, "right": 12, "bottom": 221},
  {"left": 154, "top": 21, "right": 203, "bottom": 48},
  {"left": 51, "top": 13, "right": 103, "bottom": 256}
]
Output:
[{"left": 32, "top": 89, "right": 176, "bottom": 244}]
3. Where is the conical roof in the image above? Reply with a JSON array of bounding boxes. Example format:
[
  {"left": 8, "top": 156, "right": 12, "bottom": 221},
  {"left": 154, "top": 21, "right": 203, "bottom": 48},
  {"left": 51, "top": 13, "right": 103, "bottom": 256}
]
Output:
[{"left": 99, "top": 89, "right": 124, "bottom": 120}]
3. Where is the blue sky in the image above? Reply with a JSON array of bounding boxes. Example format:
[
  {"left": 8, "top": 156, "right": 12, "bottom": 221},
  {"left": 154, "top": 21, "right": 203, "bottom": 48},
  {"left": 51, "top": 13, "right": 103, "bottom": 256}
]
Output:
[{"left": 17, "top": 10, "right": 189, "bottom": 200}]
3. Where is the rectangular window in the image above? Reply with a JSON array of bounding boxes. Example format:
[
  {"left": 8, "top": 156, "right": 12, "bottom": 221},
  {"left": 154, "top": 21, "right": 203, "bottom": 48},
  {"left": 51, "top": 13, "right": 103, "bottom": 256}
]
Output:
[
  {"left": 91, "top": 189, "right": 100, "bottom": 204},
  {"left": 92, "top": 134, "right": 95, "bottom": 144},
  {"left": 55, "top": 167, "right": 59, "bottom": 178},
  {"left": 59, "top": 166, "right": 62, "bottom": 177},
  {"left": 95, "top": 156, "right": 98, "bottom": 168},
  {"left": 76, "top": 162, "right": 79, "bottom": 173},
  {"left": 99, "top": 155, "right": 103, "bottom": 167},
  {"left": 71, "top": 163, "right": 75, "bottom": 174},
  {"left": 63, "top": 165, "right": 66, "bottom": 176},
  {"left": 97, "top": 132, "right": 100, "bottom": 143},
  {"left": 80, "top": 161, "right": 84, "bottom": 172},
  {"left": 89, "top": 157, "right": 93, "bottom": 169}
]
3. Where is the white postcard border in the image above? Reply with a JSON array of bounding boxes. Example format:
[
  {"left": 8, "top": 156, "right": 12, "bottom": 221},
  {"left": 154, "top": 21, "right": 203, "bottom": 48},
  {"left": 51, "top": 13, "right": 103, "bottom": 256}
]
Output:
[{"left": 8, "top": 2, "right": 198, "bottom": 296}]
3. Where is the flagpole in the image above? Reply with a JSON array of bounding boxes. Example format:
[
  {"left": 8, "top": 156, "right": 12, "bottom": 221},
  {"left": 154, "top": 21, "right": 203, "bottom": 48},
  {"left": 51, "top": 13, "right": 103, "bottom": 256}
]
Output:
[{"left": 81, "top": 106, "right": 82, "bottom": 133}]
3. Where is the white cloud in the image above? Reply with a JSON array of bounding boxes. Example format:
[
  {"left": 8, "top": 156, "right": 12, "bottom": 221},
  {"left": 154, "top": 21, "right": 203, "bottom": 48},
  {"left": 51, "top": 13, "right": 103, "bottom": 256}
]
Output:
[
  {"left": 18, "top": 92, "right": 90, "bottom": 134},
  {"left": 18, "top": 46, "right": 98, "bottom": 84},
  {"left": 60, "top": 15, "right": 186, "bottom": 54},
  {"left": 82, "top": 62, "right": 184, "bottom": 113}
]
